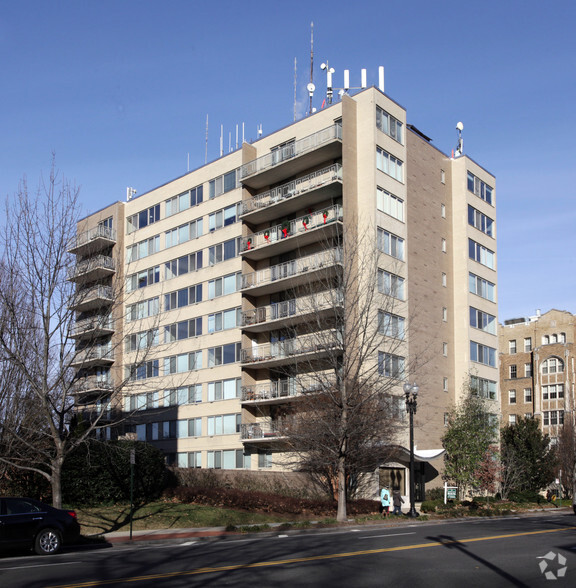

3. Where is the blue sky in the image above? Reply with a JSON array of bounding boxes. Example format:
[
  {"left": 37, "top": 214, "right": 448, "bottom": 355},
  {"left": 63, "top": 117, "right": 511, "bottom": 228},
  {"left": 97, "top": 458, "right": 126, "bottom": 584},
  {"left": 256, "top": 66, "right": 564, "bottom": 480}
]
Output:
[{"left": 1, "top": 0, "right": 575, "bottom": 321}]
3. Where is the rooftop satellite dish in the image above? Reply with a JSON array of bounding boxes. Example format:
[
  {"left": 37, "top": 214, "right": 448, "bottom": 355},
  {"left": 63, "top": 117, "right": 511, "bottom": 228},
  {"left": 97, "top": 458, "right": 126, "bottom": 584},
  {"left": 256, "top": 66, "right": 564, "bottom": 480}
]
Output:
[{"left": 456, "top": 122, "right": 464, "bottom": 131}]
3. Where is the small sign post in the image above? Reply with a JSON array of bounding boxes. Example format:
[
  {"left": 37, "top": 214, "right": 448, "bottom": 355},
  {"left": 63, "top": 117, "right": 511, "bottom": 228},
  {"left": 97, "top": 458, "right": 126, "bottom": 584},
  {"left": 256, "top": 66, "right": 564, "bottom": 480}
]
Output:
[{"left": 444, "top": 482, "right": 458, "bottom": 503}]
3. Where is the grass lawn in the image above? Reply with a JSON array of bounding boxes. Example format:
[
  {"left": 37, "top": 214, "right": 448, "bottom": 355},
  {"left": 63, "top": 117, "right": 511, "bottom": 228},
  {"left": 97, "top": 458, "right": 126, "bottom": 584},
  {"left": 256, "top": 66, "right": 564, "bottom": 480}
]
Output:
[{"left": 75, "top": 502, "right": 302, "bottom": 536}]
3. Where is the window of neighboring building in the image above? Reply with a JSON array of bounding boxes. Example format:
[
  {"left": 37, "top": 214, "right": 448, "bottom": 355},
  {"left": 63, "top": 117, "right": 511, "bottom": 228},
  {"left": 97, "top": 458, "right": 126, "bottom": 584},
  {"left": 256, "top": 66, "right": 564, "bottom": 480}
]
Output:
[
  {"left": 126, "top": 329, "right": 159, "bottom": 352},
  {"left": 509, "top": 365, "right": 517, "bottom": 379},
  {"left": 470, "top": 375, "right": 497, "bottom": 400},
  {"left": 127, "top": 204, "right": 161, "bottom": 234},
  {"left": 470, "top": 307, "right": 497, "bottom": 334},
  {"left": 271, "top": 140, "right": 295, "bottom": 165},
  {"left": 542, "top": 384, "right": 564, "bottom": 400},
  {"left": 525, "top": 363, "right": 532, "bottom": 377},
  {"left": 441, "top": 238, "right": 447, "bottom": 253},
  {"left": 377, "top": 227, "right": 404, "bottom": 260},
  {"left": 524, "top": 337, "right": 532, "bottom": 352},
  {"left": 467, "top": 171, "right": 493, "bottom": 205},
  {"left": 376, "top": 106, "right": 403, "bottom": 143},
  {"left": 541, "top": 357, "right": 564, "bottom": 374},
  {"left": 469, "top": 272, "right": 496, "bottom": 302},
  {"left": 378, "top": 311, "right": 405, "bottom": 339},
  {"left": 377, "top": 269, "right": 405, "bottom": 300},
  {"left": 509, "top": 390, "right": 516, "bottom": 404},
  {"left": 509, "top": 414, "right": 517, "bottom": 425},
  {"left": 509, "top": 340, "right": 517, "bottom": 354},
  {"left": 468, "top": 205, "right": 494, "bottom": 237},
  {"left": 442, "top": 307, "right": 447, "bottom": 322},
  {"left": 377, "top": 187, "right": 404, "bottom": 221},
  {"left": 469, "top": 239, "right": 495, "bottom": 269},
  {"left": 376, "top": 147, "right": 404, "bottom": 182},
  {"left": 470, "top": 341, "right": 496, "bottom": 367},
  {"left": 524, "top": 388, "right": 532, "bottom": 403},
  {"left": 163, "top": 385, "right": 202, "bottom": 406},
  {"left": 378, "top": 352, "right": 405, "bottom": 378},
  {"left": 543, "top": 411, "right": 564, "bottom": 426}
]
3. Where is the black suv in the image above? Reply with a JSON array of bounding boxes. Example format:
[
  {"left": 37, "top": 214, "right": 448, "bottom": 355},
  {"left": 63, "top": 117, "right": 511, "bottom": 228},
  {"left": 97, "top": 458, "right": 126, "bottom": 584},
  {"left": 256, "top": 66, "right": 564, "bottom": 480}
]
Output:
[{"left": 0, "top": 497, "right": 80, "bottom": 555}]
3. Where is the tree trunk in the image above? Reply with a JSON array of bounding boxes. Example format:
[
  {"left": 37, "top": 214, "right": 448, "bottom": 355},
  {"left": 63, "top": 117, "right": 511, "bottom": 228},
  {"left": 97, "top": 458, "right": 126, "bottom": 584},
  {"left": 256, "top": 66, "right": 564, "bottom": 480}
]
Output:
[
  {"left": 51, "top": 456, "right": 64, "bottom": 509},
  {"left": 336, "top": 453, "right": 347, "bottom": 522}
]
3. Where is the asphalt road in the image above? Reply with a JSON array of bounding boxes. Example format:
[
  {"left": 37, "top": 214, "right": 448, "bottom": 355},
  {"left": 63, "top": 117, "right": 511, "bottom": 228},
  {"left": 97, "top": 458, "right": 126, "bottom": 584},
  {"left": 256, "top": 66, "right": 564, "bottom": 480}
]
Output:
[{"left": 1, "top": 511, "right": 575, "bottom": 587}]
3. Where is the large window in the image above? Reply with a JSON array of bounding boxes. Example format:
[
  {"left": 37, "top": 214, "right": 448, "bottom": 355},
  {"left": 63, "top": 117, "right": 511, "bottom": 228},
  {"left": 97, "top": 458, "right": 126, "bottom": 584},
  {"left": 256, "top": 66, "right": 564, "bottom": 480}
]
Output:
[
  {"left": 467, "top": 171, "right": 493, "bottom": 205},
  {"left": 209, "top": 169, "right": 239, "bottom": 199},
  {"left": 207, "top": 343, "right": 241, "bottom": 367},
  {"left": 470, "top": 375, "right": 497, "bottom": 400},
  {"left": 127, "top": 266, "right": 160, "bottom": 292},
  {"left": 470, "top": 307, "right": 496, "bottom": 334},
  {"left": 165, "top": 218, "right": 203, "bottom": 248},
  {"left": 208, "top": 308, "right": 241, "bottom": 333},
  {"left": 376, "top": 147, "right": 403, "bottom": 182},
  {"left": 468, "top": 205, "right": 494, "bottom": 237},
  {"left": 164, "top": 318, "right": 203, "bottom": 342},
  {"left": 127, "top": 360, "right": 159, "bottom": 381},
  {"left": 127, "top": 204, "right": 160, "bottom": 234},
  {"left": 541, "top": 357, "right": 564, "bottom": 374},
  {"left": 126, "top": 329, "right": 159, "bottom": 352},
  {"left": 207, "top": 449, "right": 250, "bottom": 470},
  {"left": 208, "top": 378, "right": 241, "bottom": 401},
  {"left": 543, "top": 411, "right": 564, "bottom": 426},
  {"left": 209, "top": 204, "right": 240, "bottom": 232},
  {"left": 470, "top": 341, "right": 496, "bottom": 367},
  {"left": 378, "top": 311, "right": 405, "bottom": 339},
  {"left": 165, "top": 185, "right": 203, "bottom": 217},
  {"left": 469, "top": 272, "right": 495, "bottom": 302},
  {"left": 164, "top": 351, "right": 203, "bottom": 374},
  {"left": 376, "top": 106, "right": 403, "bottom": 143},
  {"left": 209, "top": 239, "right": 239, "bottom": 265},
  {"left": 378, "top": 352, "right": 405, "bottom": 378},
  {"left": 163, "top": 385, "right": 202, "bottom": 406},
  {"left": 378, "top": 269, "right": 405, "bottom": 300},
  {"left": 207, "top": 414, "right": 241, "bottom": 436},
  {"left": 164, "top": 284, "right": 203, "bottom": 311},
  {"left": 177, "top": 452, "right": 202, "bottom": 468},
  {"left": 469, "top": 239, "right": 495, "bottom": 269},
  {"left": 127, "top": 235, "right": 160, "bottom": 263},
  {"left": 126, "top": 297, "right": 159, "bottom": 322},
  {"left": 208, "top": 272, "right": 241, "bottom": 299},
  {"left": 542, "top": 384, "right": 564, "bottom": 400},
  {"left": 165, "top": 251, "right": 203, "bottom": 280},
  {"left": 377, "top": 228, "right": 404, "bottom": 260},
  {"left": 377, "top": 187, "right": 404, "bottom": 221}
]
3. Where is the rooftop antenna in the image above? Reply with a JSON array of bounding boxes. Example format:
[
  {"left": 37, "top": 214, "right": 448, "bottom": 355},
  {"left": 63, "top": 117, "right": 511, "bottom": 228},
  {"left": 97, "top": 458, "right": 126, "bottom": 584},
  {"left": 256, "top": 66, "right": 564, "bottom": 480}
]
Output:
[
  {"left": 307, "top": 22, "right": 316, "bottom": 115},
  {"left": 257, "top": 124, "right": 263, "bottom": 138},
  {"left": 126, "top": 187, "right": 137, "bottom": 201},
  {"left": 293, "top": 57, "right": 297, "bottom": 121},
  {"left": 321, "top": 61, "right": 335, "bottom": 104},
  {"left": 205, "top": 114, "right": 209, "bottom": 164},
  {"left": 455, "top": 122, "right": 464, "bottom": 157}
]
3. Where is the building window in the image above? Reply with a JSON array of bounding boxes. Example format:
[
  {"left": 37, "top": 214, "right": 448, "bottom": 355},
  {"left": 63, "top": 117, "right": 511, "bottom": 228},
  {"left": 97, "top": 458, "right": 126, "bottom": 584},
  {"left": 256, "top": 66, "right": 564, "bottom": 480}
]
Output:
[
  {"left": 524, "top": 363, "right": 532, "bottom": 377},
  {"left": 441, "top": 203, "right": 446, "bottom": 217},
  {"left": 541, "top": 357, "right": 564, "bottom": 374},
  {"left": 443, "top": 342, "right": 448, "bottom": 356},
  {"left": 165, "top": 185, "right": 203, "bottom": 217},
  {"left": 470, "top": 307, "right": 496, "bottom": 334},
  {"left": 377, "top": 311, "right": 405, "bottom": 339},
  {"left": 377, "top": 269, "right": 405, "bottom": 300},
  {"left": 524, "top": 388, "right": 532, "bottom": 403},
  {"left": 509, "top": 390, "right": 516, "bottom": 404},
  {"left": 470, "top": 375, "right": 497, "bottom": 400},
  {"left": 165, "top": 218, "right": 203, "bottom": 248},
  {"left": 376, "top": 106, "right": 403, "bottom": 143},
  {"left": 207, "top": 449, "right": 249, "bottom": 470},
  {"left": 376, "top": 147, "right": 404, "bottom": 182},
  {"left": 165, "top": 250, "right": 203, "bottom": 280},
  {"left": 127, "top": 204, "right": 161, "bottom": 234},
  {"left": 377, "top": 227, "right": 404, "bottom": 260},
  {"left": 127, "top": 235, "right": 160, "bottom": 263},
  {"left": 470, "top": 341, "right": 496, "bottom": 367},
  {"left": 469, "top": 272, "right": 496, "bottom": 302},
  {"left": 542, "top": 384, "right": 564, "bottom": 400},
  {"left": 208, "top": 378, "right": 241, "bottom": 402},
  {"left": 207, "top": 414, "right": 241, "bottom": 436},
  {"left": 209, "top": 169, "right": 239, "bottom": 199},
  {"left": 208, "top": 272, "right": 242, "bottom": 299},
  {"left": 127, "top": 266, "right": 160, "bottom": 292},
  {"left": 209, "top": 238, "right": 239, "bottom": 266},
  {"left": 441, "top": 170, "right": 446, "bottom": 185},
  {"left": 441, "top": 238, "right": 447, "bottom": 253},
  {"left": 258, "top": 449, "right": 272, "bottom": 469},
  {"left": 509, "top": 414, "right": 517, "bottom": 425},
  {"left": 469, "top": 239, "right": 495, "bottom": 269},
  {"left": 442, "top": 273, "right": 447, "bottom": 287},
  {"left": 467, "top": 171, "right": 493, "bottom": 205},
  {"left": 543, "top": 411, "right": 564, "bottom": 427},
  {"left": 127, "top": 360, "right": 159, "bottom": 381},
  {"left": 208, "top": 308, "right": 242, "bottom": 333},
  {"left": 509, "top": 365, "right": 517, "bottom": 379},
  {"left": 443, "top": 377, "right": 448, "bottom": 392},
  {"left": 208, "top": 204, "right": 240, "bottom": 232},
  {"left": 126, "top": 329, "right": 159, "bottom": 352},
  {"left": 177, "top": 452, "right": 202, "bottom": 468},
  {"left": 164, "top": 284, "right": 203, "bottom": 311},
  {"left": 207, "top": 343, "right": 241, "bottom": 367},
  {"left": 164, "top": 351, "right": 202, "bottom": 374},
  {"left": 468, "top": 205, "right": 494, "bottom": 237},
  {"left": 126, "top": 297, "right": 159, "bottom": 322},
  {"left": 164, "top": 385, "right": 202, "bottom": 406},
  {"left": 442, "top": 307, "right": 447, "bottom": 322},
  {"left": 378, "top": 352, "right": 405, "bottom": 378},
  {"left": 376, "top": 187, "right": 404, "bottom": 221},
  {"left": 164, "top": 318, "right": 203, "bottom": 342},
  {"left": 524, "top": 337, "right": 532, "bottom": 352}
]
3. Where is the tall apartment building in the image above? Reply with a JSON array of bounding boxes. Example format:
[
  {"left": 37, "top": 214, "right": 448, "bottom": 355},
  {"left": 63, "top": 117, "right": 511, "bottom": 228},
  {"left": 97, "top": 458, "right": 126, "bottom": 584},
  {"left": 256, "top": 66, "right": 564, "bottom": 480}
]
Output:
[
  {"left": 69, "top": 85, "right": 498, "bottom": 497},
  {"left": 499, "top": 309, "right": 575, "bottom": 440}
]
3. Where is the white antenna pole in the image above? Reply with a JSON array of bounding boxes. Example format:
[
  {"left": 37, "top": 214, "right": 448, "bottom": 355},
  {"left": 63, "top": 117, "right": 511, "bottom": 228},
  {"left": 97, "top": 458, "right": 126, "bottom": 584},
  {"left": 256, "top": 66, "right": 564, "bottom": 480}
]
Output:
[
  {"left": 236, "top": 124, "right": 238, "bottom": 150},
  {"left": 361, "top": 69, "right": 367, "bottom": 88},
  {"left": 309, "top": 22, "right": 314, "bottom": 116},
  {"left": 379, "top": 66, "right": 385, "bottom": 92},
  {"left": 220, "top": 124, "right": 223, "bottom": 157},
  {"left": 242, "top": 122, "right": 245, "bottom": 144},
  {"left": 187, "top": 153, "right": 190, "bottom": 172},
  {"left": 205, "top": 114, "right": 209, "bottom": 164},
  {"left": 344, "top": 70, "right": 350, "bottom": 90}
]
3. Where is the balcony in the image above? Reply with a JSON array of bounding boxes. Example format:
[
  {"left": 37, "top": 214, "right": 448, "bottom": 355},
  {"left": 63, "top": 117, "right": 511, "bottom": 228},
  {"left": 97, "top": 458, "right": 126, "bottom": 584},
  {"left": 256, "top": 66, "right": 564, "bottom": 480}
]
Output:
[
  {"left": 70, "top": 285, "right": 114, "bottom": 312},
  {"left": 71, "top": 378, "right": 114, "bottom": 403},
  {"left": 70, "top": 316, "right": 114, "bottom": 340},
  {"left": 68, "top": 225, "right": 116, "bottom": 256},
  {"left": 240, "top": 422, "right": 286, "bottom": 443},
  {"left": 240, "top": 164, "right": 342, "bottom": 224},
  {"left": 241, "top": 124, "right": 342, "bottom": 190},
  {"left": 71, "top": 346, "right": 115, "bottom": 368},
  {"left": 241, "top": 247, "right": 342, "bottom": 297},
  {"left": 241, "top": 331, "right": 342, "bottom": 370},
  {"left": 241, "top": 291, "right": 340, "bottom": 333},
  {"left": 240, "top": 205, "right": 343, "bottom": 261},
  {"left": 241, "top": 377, "right": 326, "bottom": 405},
  {"left": 68, "top": 255, "right": 116, "bottom": 284}
]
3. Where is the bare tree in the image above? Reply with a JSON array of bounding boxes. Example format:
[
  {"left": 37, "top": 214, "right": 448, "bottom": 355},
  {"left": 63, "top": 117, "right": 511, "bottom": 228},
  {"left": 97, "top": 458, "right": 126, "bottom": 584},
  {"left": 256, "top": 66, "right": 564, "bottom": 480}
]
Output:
[
  {"left": 0, "top": 162, "right": 156, "bottom": 507},
  {"left": 247, "top": 230, "right": 412, "bottom": 522},
  {"left": 556, "top": 414, "right": 576, "bottom": 499}
]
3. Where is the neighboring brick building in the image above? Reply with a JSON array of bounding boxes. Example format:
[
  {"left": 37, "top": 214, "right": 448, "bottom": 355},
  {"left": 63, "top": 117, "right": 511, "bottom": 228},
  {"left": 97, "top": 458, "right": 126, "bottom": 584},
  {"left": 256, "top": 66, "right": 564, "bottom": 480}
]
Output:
[{"left": 499, "top": 309, "right": 575, "bottom": 441}]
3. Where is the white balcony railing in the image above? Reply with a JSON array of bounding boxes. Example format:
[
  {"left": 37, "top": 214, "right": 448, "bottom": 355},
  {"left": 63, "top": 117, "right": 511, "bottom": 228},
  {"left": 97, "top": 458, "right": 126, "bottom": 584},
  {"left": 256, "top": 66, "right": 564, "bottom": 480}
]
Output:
[
  {"left": 241, "top": 247, "right": 342, "bottom": 291},
  {"left": 71, "top": 285, "right": 114, "bottom": 309},
  {"left": 240, "top": 123, "right": 342, "bottom": 180},
  {"left": 68, "top": 255, "right": 116, "bottom": 280},
  {"left": 71, "top": 316, "right": 114, "bottom": 337},
  {"left": 241, "top": 205, "right": 342, "bottom": 253},
  {"left": 240, "top": 163, "right": 342, "bottom": 216},
  {"left": 68, "top": 225, "right": 116, "bottom": 253},
  {"left": 241, "top": 377, "right": 327, "bottom": 402}
]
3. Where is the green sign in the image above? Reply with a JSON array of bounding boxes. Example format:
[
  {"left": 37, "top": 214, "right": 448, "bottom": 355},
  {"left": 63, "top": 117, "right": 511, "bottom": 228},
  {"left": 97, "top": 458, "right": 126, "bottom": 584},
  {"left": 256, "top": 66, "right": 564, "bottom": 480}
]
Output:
[{"left": 446, "top": 487, "right": 457, "bottom": 499}]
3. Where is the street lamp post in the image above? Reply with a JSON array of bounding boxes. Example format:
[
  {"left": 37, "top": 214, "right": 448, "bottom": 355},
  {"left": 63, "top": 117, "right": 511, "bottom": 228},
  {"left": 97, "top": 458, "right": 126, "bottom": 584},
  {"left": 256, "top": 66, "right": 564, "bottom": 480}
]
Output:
[{"left": 403, "top": 381, "right": 420, "bottom": 518}]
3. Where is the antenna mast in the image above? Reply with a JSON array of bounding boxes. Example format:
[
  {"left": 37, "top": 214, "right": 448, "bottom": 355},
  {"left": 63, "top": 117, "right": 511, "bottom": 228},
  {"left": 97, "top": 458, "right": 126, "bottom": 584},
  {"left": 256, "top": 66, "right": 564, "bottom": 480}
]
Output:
[
  {"left": 205, "top": 114, "right": 209, "bottom": 164},
  {"left": 294, "top": 57, "right": 297, "bottom": 122},
  {"left": 309, "top": 22, "right": 314, "bottom": 115}
]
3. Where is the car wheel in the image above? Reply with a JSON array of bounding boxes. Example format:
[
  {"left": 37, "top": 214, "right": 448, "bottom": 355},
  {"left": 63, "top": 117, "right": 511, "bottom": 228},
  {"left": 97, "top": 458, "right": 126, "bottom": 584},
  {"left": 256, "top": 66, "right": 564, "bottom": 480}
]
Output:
[{"left": 34, "top": 528, "right": 62, "bottom": 555}]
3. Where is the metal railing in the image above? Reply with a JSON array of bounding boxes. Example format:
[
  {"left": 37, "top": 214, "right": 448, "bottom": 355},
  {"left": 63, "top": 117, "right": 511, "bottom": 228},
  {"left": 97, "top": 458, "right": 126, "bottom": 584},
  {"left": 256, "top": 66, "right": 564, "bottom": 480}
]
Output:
[
  {"left": 72, "top": 285, "right": 114, "bottom": 308},
  {"left": 240, "top": 123, "right": 342, "bottom": 179},
  {"left": 240, "top": 422, "right": 283, "bottom": 440},
  {"left": 71, "top": 316, "right": 114, "bottom": 337},
  {"left": 68, "top": 225, "right": 116, "bottom": 252},
  {"left": 241, "top": 377, "right": 327, "bottom": 402},
  {"left": 71, "top": 378, "right": 113, "bottom": 395},
  {"left": 241, "top": 247, "right": 342, "bottom": 290},
  {"left": 241, "top": 205, "right": 342, "bottom": 253},
  {"left": 68, "top": 255, "right": 115, "bottom": 280},
  {"left": 73, "top": 346, "right": 115, "bottom": 365},
  {"left": 240, "top": 163, "right": 342, "bottom": 215}
]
